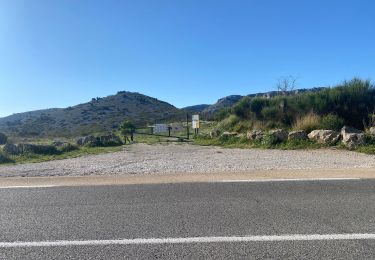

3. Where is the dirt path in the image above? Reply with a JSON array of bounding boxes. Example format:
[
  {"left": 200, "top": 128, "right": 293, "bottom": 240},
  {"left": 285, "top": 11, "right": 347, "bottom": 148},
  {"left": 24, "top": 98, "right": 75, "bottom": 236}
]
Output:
[{"left": 0, "top": 143, "right": 374, "bottom": 178}]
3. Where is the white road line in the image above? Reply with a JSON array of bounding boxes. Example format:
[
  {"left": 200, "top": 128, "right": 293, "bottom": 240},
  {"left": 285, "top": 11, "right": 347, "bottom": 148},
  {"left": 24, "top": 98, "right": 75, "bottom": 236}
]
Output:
[
  {"left": 0, "top": 185, "right": 58, "bottom": 189},
  {"left": 219, "top": 177, "right": 361, "bottom": 183},
  {"left": 0, "top": 178, "right": 361, "bottom": 188},
  {"left": 2, "top": 234, "right": 375, "bottom": 248}
]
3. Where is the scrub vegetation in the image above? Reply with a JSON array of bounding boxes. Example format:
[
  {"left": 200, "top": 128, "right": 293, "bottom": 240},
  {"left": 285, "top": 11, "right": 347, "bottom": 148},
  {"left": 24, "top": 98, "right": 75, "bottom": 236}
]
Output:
[{"left": 197, "top": 78, "right": 375, "bottom": 154}]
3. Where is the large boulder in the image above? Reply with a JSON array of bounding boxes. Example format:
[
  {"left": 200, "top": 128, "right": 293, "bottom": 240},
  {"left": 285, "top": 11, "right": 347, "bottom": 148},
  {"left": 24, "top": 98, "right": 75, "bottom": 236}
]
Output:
[
  {"left": 2, "top": 143, "right": 21, "bottom": 155},
  {"left": 209, "top": 129, "right": 221, "bottom": 138},
  {"left": 246, "top": 130, "right": 264, "bottom": 141},
  {"left": 268, "top": 129, "right": 288, "bottom": 142},
  {"left": 308, "top": 130, "right": 340, "bottom": 145},
  {"left": 369, "top": 127, "right": 375, "bottom": 136},
  {"left": 76, "top": 135, "right": 97, "bottom": 146},
  {"left": 288, "top": 130, "right": 308, "bottom": 141},
  {"left": 340, "top": 126, "right": 365, "bottom": 149}
]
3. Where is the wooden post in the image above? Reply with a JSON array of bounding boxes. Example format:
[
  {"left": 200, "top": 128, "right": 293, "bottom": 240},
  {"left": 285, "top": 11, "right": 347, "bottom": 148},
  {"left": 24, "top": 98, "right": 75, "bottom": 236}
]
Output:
[{"left": 186, "top": 114, "right": 189, "bottom": 140}]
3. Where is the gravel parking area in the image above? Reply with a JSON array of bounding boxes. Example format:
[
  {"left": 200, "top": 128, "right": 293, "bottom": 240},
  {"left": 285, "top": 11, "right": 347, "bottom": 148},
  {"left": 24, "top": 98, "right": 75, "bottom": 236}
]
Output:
[{"left": 0, "top": 143, "right": 374, "bottom": 178}]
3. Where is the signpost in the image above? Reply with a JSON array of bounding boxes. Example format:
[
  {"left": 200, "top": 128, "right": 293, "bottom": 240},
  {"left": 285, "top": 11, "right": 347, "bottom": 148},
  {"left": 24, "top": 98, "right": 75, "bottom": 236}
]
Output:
[{"left": 192, "top": 114, "right": 200, "bottom": 134}]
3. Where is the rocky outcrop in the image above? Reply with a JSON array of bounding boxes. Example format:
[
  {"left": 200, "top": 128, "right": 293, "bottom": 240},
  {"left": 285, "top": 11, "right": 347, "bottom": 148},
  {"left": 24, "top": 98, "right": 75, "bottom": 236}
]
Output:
[
  {"left": 308, "top": 130, "right": 340, "bottom": 144},
  {"left": 246, "top": 130, "right": 264, "bottom": 141},
  {"left": 369, "top": 127, "right": 375, "bottom": 136},
  {"left": 269, "top": 129, "right": 288, "bottom": 142},
  {"left": 288, "top": 130, "right": 308, "bottom": 141},
  {"left": 340, "top": 126, "right": 365, "bottom": 149}
]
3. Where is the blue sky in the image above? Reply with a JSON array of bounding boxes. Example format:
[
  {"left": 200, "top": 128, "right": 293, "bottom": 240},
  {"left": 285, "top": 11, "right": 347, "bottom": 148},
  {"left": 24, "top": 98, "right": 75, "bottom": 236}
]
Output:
[{"left": 0, "top": 0, "right": 374, "bottom": 117}]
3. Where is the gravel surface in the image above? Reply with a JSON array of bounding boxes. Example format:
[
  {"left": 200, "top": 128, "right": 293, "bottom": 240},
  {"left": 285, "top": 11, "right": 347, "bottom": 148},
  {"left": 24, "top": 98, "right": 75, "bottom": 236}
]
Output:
[{"left": 0, "top": 143, "right": 374, "bottom": 178}]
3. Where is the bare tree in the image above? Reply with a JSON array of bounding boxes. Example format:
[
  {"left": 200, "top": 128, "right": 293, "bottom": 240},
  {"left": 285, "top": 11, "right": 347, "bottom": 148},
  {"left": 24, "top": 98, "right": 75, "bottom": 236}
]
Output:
[{"left": 276, "top": 75, "right": 298, "bottom": 96}]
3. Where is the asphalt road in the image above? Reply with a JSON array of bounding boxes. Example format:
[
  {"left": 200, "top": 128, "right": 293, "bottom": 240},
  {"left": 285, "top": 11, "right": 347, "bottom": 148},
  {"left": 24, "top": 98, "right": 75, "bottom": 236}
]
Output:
[{"left": 1, "top": 179, "right": 375, "bottom": 259}]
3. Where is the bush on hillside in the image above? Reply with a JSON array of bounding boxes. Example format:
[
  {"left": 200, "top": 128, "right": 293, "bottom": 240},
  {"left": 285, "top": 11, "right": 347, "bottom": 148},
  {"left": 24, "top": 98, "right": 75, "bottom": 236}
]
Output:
[
  {"left": 319, "top": 114, "right": 345, "bottom": 131},
  {"left": 58, "top": 143, "right": 79, "bottom": 153},
  {"left": 249, "top": 98, "right": 269, "bottom": 119},
  {"left": 0, "top": 152, "right": 13, "bottom": 164},
  {"left": 120, "top": 120, "right": 136, "bottom": 135},
  {"left": 293, "top": 113, "right": 345, "bottom": 133},
  {"left": 232, "top": 97, "right": 252, "bottom": 119},
  {"left": 261, "top": 133, "right": 279, "bottom": 146},
  {"left": 214, "top": 108, "right": 231, "bottom": 121},
  {"left": 0, "top": 132, "right": 7, "bottom": 145},
  {"left": 221, "top": 78, "right": 375, "bottom": 131}
]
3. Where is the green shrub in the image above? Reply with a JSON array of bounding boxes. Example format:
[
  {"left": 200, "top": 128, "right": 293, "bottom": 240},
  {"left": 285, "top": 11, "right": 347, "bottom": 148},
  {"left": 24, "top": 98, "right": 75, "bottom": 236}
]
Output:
[
  {"left": 261, "top": 133, "right": 279, "bottom": 146},
  {"left": 319, "top": 114, "right": 345, "bottom": 131},
  {"left": 120, "top": 120, "right": 136, "bottom": 135},
  {"left": 0, "top": 152, "right": 13, "bottom": 164},
  {"left": 20, "top": 144, "right": 61, "bottom": 155},
  {"left": 249, "top": 98, "right": 269, "bottom": 118},
  {"left": 261, "top": 106, "right": 279, "bottom": 120},
  {"left": 58, "top": 143, "right": 79, "bottom": 153},
  {"left": 214, "top": 108, "right": 231, "bottom": 121},
  {"left": 364, "top": 134, "right": 375, "bottom": 145},
  {"left": 217, "top": 114, "right": 240, "bottom": 131},
  {"left": 232, "top": 97, "right": 252, "bottom": 119},
  {"left": 224, "top": 78, "right": 374, "bottom": 130},
  {"left": 0, "top": 133, "right": 7, "bottom": 145}
]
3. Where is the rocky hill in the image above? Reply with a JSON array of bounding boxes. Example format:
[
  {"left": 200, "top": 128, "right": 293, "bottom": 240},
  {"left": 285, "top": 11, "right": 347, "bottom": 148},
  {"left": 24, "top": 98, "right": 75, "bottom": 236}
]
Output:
[
  {"left": 0, "top": 87, "right": 327, "bottom": 137},
  {"left": 201, "top": 95, "right": 243, "bottom": 117},
  {"left": 182, "top": 104, "right": 210, "bottom": 114},
  {"left": 0, "top": 91, "right": 185, "bottom": 137}
]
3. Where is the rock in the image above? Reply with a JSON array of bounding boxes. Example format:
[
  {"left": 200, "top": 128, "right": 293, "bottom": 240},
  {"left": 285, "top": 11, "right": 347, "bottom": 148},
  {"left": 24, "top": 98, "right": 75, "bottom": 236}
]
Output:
[
  {"left": 236, "top": 133, "right": 245, "bottom": 138},
  {"left": 246, "top": 130, "right": 264, "bottom": 141},
  {"left": 209, "top": 129, "right": 221, "bottom": 138},
  {"left": 308, "top": 130, "right": 340, "bottom": 145},
  {"left": 369, "top": 127, "right": 375, "bottom": 136},
  {"left": 58, "top": 143, "right": 79, "bottom": 152},
  {"left": 2, "top": 143, "right": 21, "bottom": 155},
  {"left": 269, "top": 129, "right": 288, "bottom": 142},
  {"left": 340, "top": 126, "right": 365, "bottom": 149},
  {"left": 76, "top": 135, "right": 97, "bottom": 146},
  {"left": 288, "top": 130, "right": 308, "bottom": 141},
  {"left": 221, "top": 132, "right": 238, "bottom": 138}
]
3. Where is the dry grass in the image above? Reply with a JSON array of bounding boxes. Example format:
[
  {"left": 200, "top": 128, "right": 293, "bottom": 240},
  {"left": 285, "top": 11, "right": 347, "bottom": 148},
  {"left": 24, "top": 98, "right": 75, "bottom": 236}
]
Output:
[{"left": 293, "top": 112, "right": 321, "bottom": 133}]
